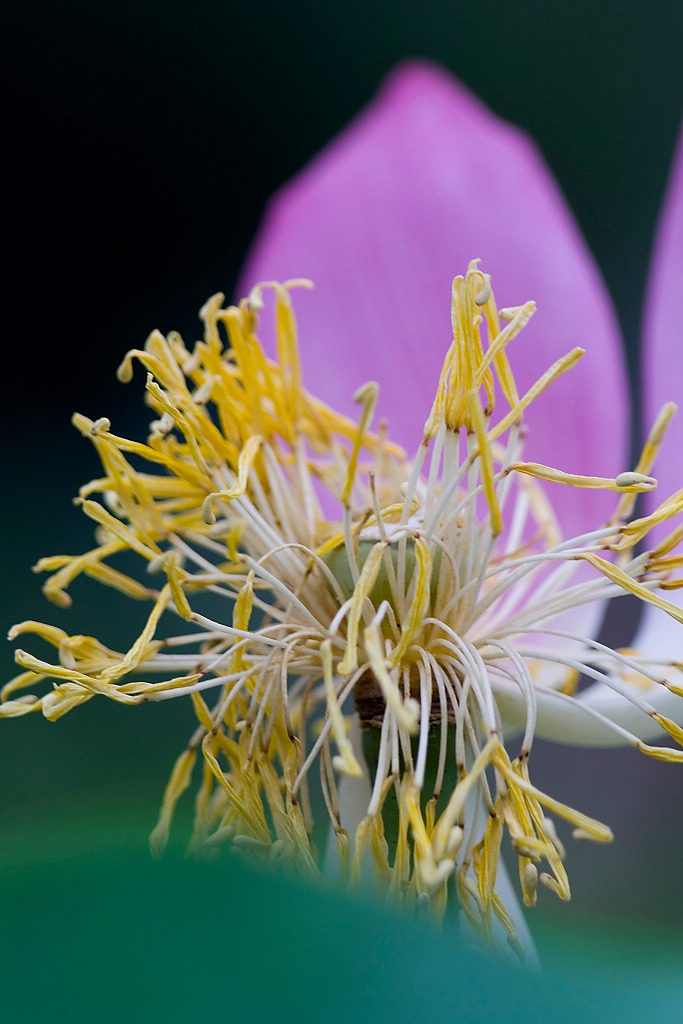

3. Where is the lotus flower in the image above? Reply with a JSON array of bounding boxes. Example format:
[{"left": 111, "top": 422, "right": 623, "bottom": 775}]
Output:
[
  {"left": 4, "top": 61, "right": 683, "bottom": 959},
  {"left": 241, "top": 60, "right": 683, "bottom": 755}
]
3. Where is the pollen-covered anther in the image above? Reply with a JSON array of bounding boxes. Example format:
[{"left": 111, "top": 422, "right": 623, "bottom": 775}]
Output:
[
  {"left": 150, "top": 412, "right": 175, "bottom": 437},
  {"left": 201, "top": 825, "right": 236, "bottom": 849},
  {"left": 541, "top": 816, "right": 566, "bottom": 859},
  {"left": 462, "top": 875, "right": 484, "bottom": 913},
  {"left": 147, "top": 552, "right": 171, "bottom": 574},
  {"left": 539, "top": 872, "right": 569, "bottom": 900},
  {"left": 191, "top": 376, "right": 217, "bottom": 405},
  {"left": 475, "top": 276, "right": 492, "bottom": 306},
  {"left": 363, "top": 624, "right": 420, "bottom": 732},
  {"left": 322, "top": 639, "right": 363, "bottom": 778},
  {"left": 231, "top": 834, "right": 273, "bottom": 852},
  {"left": 419, "top": 858, "right": 456, "bottom": 896},
  {"left": 268, "top": 839, "right": 288, "bottom": 864},
  {"left": 89, "top": 417, "right": 111, "bottom": 435},
  {"left": 444, "top": 825, "right": 465, "bottom": 859},
  {"left": 58, "top": 640, "right": 78, "bottom": 671},
  {"left": 340, "top": 381, "right": 379, "bottom": 506},
  {"left": 511, "top": 837, "right": 545, "bottom": 859},
  {"left": 614, "top": 472, "right": 657, "bottom": 490},
  {"left": 522, "top": 863, "right": 539, "bottom": 907},
  {"left": 201, "top": 496, "right": 217, "bottom": 526},
  {"left": 572, "top": 829, "right": 596, "bottom": 842}
]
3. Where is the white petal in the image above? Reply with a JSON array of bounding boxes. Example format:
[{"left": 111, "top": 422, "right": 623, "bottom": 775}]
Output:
[{"left": 493, "top": 673, "right": 682, "bottom": 747}]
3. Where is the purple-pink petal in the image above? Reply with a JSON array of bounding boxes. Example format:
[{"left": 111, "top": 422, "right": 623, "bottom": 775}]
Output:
[
  {"left": 632, "top": 119, "right": 683, "bottom": 664},
  {"left": 642, "top": 122, "right": 683, "bottom": 521},
  {"left": 240, "top": 61, "right": 628, "bottom": 541}
]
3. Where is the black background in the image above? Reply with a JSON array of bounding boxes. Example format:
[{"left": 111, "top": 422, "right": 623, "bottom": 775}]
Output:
[{"left": 3, "top": 0, "right": 683, "bottom": 926}]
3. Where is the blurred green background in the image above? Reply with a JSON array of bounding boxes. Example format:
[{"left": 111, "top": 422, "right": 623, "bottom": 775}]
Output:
[{"left": 3, "top": 0, "right": 683, "bottom": 981}]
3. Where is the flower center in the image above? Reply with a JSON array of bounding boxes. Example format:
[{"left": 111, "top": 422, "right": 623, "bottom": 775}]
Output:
[{"left": 322, "top": 534, "right": 445, "bottom": 612}]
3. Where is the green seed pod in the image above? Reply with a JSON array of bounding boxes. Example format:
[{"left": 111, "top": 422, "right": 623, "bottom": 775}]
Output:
[{"left": 323, "top": 537, "right": 443, "bottom": 611}]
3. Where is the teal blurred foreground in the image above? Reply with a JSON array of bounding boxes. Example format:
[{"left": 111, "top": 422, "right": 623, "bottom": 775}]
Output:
[{"left": 2, "top": 843, "right": 682, "bottom": 1024}]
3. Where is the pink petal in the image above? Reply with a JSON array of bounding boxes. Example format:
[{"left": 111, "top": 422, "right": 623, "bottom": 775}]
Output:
[
  {"left": 642, "top": 123, "right": 683, "bottom": 520},
  {"left": 634, "top": 121, "right": 683, "bottom": 662},
  {"left": 240, "top": 61, "right": 628, "bottom": 541}
]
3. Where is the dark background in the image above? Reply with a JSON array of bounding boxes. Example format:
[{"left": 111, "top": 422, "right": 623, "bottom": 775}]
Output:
[{"left": 3, "top": 0, "right": 683, "bottom": 931}]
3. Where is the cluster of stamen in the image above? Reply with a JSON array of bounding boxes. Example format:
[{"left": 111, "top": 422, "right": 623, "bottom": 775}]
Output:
[{"left": 5, "top": 263, "right": 683, "bottom": 955}]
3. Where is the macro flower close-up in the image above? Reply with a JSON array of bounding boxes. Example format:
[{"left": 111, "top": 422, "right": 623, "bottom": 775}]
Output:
[{"left": 5, "top": 59, "right": 683, "bottom": 969}]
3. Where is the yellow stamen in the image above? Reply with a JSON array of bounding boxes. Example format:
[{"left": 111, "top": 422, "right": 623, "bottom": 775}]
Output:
[
  {"left": 322, "top": 640, "right": 363, "bottom": 777},
  {"left": 338, "top": 541, "right": 385, "bottom": 676},
  {"left": 202, "top": 434, "right": 263, "bottom": 524},
  {"left": 390, "top": 537, "right": 433, "bottom": 664},
  {"left": 615, "top": 402, "right": 677, "bottom": 519},
  {"left": 468, "top": 389, "right": 503, "bottom": 535},
  {"left": 340, "top": 382, "right": 379, "bottom": 506},
  {"left": 580, "top": 552, "right": 683, "bottom": 624},
  {"left": 363, "top": 624, "right": 420, "bottom": 733},
  {"left": 509, "top": 463, "right": 657, "bottom": 492},
  {"left": 488, "top": 348, "right": 585, "bottom": 443}
]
